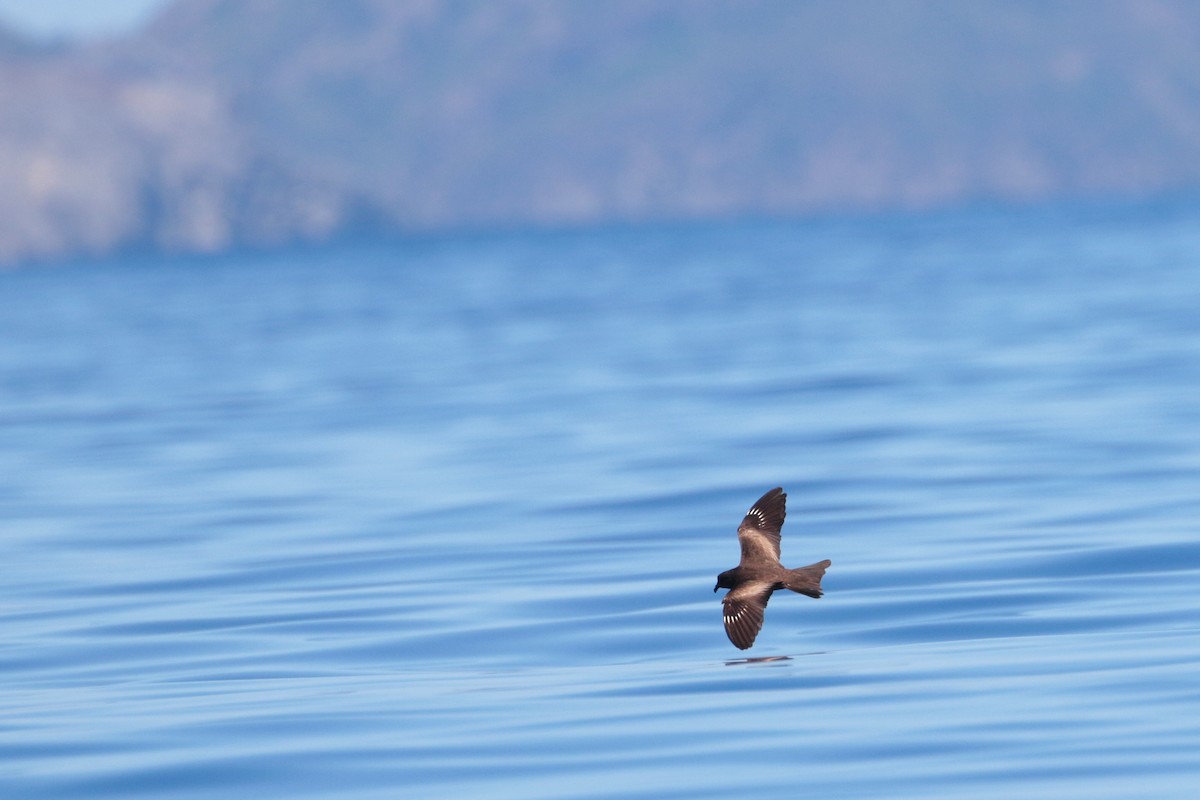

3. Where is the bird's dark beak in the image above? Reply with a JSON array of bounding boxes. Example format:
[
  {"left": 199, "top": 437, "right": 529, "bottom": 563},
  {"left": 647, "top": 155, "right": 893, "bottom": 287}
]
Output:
[{"left": 713, "top": 584, "right": 719, "bottom": 593}]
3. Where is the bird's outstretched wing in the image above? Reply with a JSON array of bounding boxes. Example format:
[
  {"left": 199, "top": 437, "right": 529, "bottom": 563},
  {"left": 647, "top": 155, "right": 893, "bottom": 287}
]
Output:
[
  {"left": 722, "top": 580, "right": 775, "bottom": 650},
  {"left": 737, "top": 487, "right": 786, "bottom": 564}
]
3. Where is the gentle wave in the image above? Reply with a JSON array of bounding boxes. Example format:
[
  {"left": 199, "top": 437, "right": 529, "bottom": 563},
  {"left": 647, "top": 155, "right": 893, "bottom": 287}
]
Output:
[{"left": 3, "top": 204, "right": 1200, "bottom": 797}]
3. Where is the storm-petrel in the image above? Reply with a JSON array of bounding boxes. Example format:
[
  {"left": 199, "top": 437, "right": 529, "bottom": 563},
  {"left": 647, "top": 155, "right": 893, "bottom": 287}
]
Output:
[{"left": 714, "top": 487, "right": 830, "bottom": 650}]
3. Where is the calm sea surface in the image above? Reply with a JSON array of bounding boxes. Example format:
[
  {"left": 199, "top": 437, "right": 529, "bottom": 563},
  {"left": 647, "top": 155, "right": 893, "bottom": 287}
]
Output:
[{"left": 3, "top": 201, "right": 1200, "bottom": 798}]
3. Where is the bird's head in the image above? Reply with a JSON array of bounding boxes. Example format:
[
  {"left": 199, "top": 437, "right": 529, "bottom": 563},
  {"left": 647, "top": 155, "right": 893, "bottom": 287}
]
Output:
[{"left": 714, "top": 568, "right": 738, "bottom": 592}]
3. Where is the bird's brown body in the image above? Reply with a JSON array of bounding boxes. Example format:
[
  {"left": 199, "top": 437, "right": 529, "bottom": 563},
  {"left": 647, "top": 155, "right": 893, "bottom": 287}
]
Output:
[{"left": 714, "top": 487, "right": 830, "bottom": 649}]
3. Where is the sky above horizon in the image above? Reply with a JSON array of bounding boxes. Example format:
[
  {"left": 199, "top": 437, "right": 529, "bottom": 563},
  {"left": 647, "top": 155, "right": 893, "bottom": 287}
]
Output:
[{"left": 0, "top": 0, "right": 170, "bottom": 39}]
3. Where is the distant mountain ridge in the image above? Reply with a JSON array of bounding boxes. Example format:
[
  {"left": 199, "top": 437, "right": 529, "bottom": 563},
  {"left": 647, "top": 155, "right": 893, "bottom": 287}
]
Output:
[{"left": 5, "top": 0, "right": 1200, "bottom": 265}]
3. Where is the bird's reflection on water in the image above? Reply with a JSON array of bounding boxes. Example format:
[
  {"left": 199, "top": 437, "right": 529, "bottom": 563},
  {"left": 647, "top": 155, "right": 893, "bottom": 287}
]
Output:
[{"left": 724, "top": 655, "right": 793, "bottom": 666}]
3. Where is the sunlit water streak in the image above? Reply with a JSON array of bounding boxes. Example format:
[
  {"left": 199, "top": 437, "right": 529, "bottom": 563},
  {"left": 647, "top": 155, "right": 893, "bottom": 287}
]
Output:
[{"left": 3, "top": 200, "right": 1200, "bottom": 797}]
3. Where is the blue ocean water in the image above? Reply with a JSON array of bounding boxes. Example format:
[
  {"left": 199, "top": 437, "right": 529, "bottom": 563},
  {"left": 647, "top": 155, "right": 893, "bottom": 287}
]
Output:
[{"left": 2, "top": 200, "right": 1200, "bottom": 798}]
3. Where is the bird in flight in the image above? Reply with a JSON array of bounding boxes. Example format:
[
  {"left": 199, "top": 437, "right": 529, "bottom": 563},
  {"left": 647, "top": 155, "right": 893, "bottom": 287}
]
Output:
[{"left": 714, "top": 487, "right": 830, "bottom": 650}]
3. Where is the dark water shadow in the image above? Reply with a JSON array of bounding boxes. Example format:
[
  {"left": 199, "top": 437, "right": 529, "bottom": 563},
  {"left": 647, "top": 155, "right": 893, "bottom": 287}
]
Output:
[{"left": 724, "top": 653, "right": 829, "bottom": 666}]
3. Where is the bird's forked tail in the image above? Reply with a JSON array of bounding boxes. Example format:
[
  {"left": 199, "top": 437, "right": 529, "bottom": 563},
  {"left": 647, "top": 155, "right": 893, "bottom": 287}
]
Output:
[{"left": 784, "top": 559, "right": 831, "bottom": 598}]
